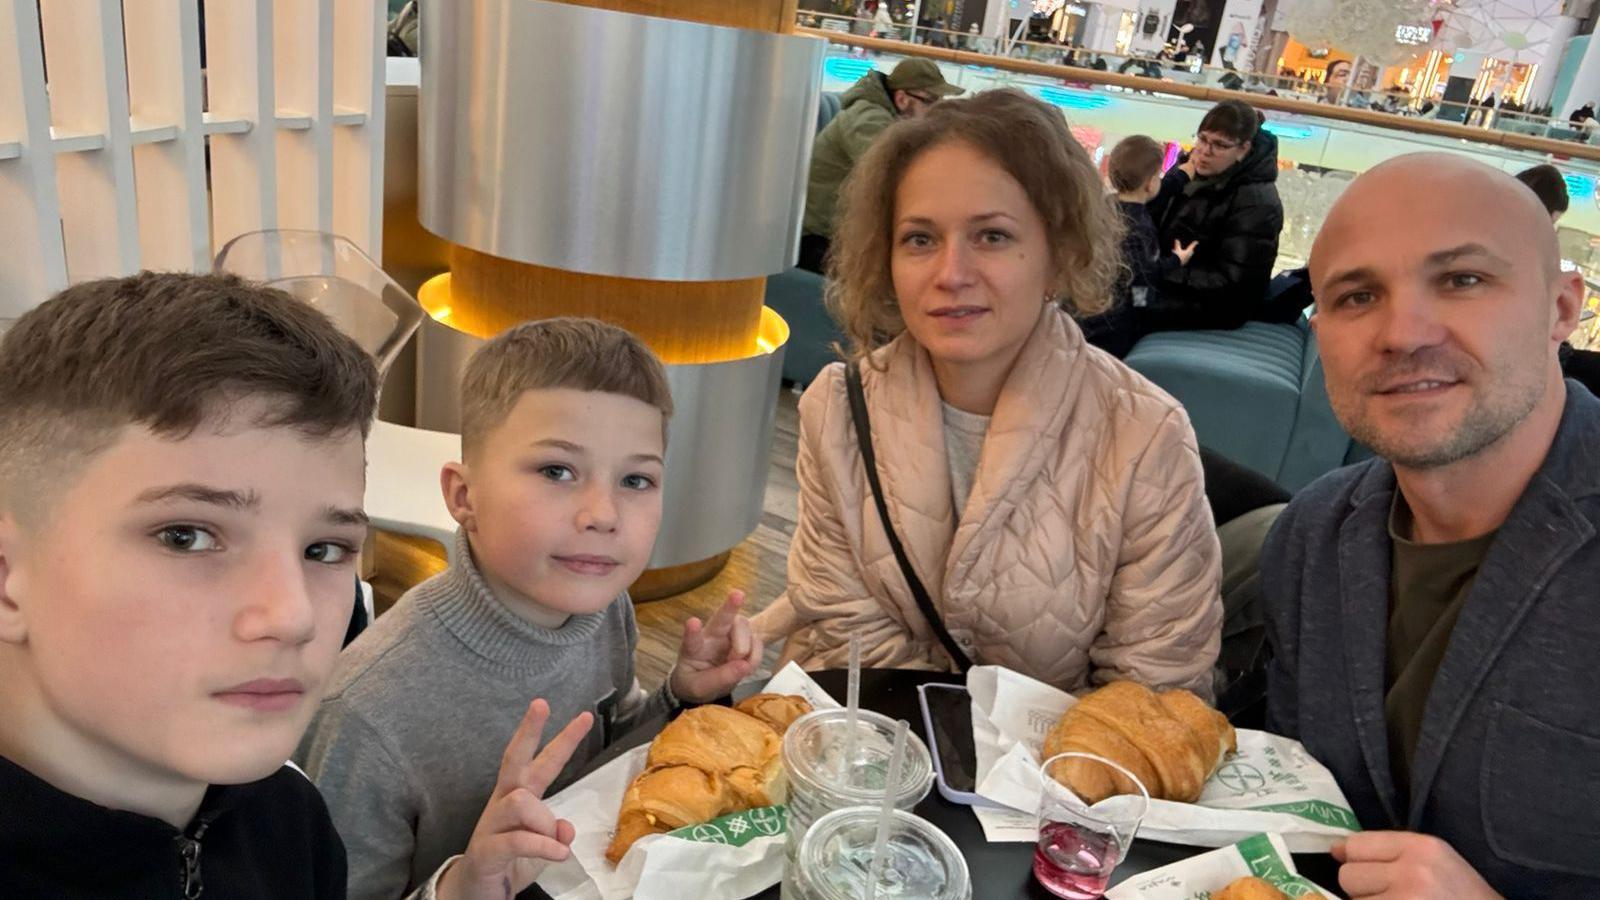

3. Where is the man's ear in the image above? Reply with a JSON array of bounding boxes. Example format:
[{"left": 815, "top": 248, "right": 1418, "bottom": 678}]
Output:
[
  {"left": 440, "top": 462, "right": 475, "bottom": 533},
  {"left": 1552, "top": 268, "right": 1585, "bottom": 345},
  {"left": 0, "top": 515, "right": 30, "bottom": 645}
]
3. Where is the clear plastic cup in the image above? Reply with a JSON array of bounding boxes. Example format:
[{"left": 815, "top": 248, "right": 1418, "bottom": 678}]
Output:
[
  {"left": 781, "top": 708, "right": 934, "bottom": 862},
  {"left": 782, "top": 806, "right": 971, "bottom": 900}
]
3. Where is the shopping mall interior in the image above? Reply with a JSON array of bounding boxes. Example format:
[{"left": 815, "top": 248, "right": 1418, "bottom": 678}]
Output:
[{"left": 2, "top": 1, "right": 1598, "bottom": 898}]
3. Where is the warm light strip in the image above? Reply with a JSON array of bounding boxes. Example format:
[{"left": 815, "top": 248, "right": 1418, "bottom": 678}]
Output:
[{"left": 417, "top": 272, "right": 790, "bottom": 361}]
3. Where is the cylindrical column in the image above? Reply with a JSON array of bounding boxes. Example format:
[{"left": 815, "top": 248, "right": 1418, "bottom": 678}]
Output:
[
  {"left": 1533, "top": 16, "right": 1583, "bottom": 111},
  {"left": 417, "top": 0, "right": 822, "bottom": 598}
]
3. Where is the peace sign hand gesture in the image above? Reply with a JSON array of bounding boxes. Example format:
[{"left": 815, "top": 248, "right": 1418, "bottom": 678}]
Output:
[
  {"left": 436, "top": 700, "right": 594, "bottom": 900},
  {"left": 670, "top": 590, "right": 764, "bottom": 703}
]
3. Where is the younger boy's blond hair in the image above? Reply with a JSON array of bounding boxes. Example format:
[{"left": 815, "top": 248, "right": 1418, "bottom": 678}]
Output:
[{"left": 459, "top": 317, "right": 673, "bottom": 458}]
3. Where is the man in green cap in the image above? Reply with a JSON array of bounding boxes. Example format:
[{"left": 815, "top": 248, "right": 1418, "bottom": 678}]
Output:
[{"left": 798, "top": 58, "right": 964, "bottom": 273}]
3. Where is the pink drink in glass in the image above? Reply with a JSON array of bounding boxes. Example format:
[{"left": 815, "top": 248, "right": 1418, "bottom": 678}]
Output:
[
  {"left": 1033, "top": 752, "right": 1149, "bottom": 900},
  {"left": 1032, "top": 821, "right": 1122, "bottom": 899}
]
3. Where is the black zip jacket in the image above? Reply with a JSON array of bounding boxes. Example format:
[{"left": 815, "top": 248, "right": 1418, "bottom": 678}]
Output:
[
  {"left": 0, "top": 754, "right": 345, "bottom": 899},
  {"left": 1147, "top": 129, "right": 1285, "bottom": 331}
]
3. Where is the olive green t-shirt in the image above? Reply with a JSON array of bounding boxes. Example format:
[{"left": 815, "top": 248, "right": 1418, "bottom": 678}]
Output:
[{"left": 1385, "top": 496, "right": 1498, "bottom": 805}]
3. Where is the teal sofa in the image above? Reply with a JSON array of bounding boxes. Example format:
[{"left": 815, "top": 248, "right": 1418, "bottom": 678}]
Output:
[{"left": 1125, "top": 321, "right": 1366, "bottom": 493}]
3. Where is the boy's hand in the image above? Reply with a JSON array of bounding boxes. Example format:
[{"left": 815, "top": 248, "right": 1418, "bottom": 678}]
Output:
[
  {"left": 437, "top": 700, "right": 594, "bottom": 900},
  {"left": 1173, "top": 239, "right": 1198, "bottom": 266},
  {"left": 671, "top": 590, "right": 763, "bottom": 704},
  {"left": 1332, "top": 831, "right": 1502, "bottom": 900}
]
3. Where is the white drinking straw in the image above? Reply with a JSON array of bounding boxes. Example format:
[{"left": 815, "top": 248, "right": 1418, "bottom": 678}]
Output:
[
  {"left": 845, "top": 636, "right": 862, "bottom": 769},
  {"left": 864, "top": 719, "right": 909, "bottom": 900}
]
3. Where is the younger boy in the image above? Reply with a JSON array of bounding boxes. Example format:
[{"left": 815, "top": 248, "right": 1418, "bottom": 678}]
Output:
[
  {"left": 0, "top": 272, "right": 379, "bottom": 896},
  {"left": 299, "top": 318, "right": 763, "bottom": 900},
  {"left": 1080, "top": 135, "right": 1197, "bottom": 358}
]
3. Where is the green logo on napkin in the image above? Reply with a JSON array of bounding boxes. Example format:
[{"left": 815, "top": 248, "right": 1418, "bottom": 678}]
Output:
[
  {"left": 666, "top": 805, "right": 788, "bottom": 848},
  {"left": 1235, "top": 834, "right": 1331, "bottom": 898},
  {"left": 1249, "top": 799, "right": 1361, "bottom": 831}
]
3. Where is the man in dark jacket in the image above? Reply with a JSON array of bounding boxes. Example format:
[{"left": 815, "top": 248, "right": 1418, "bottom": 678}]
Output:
[
  {"left": 798, "top": 59, "right": 963, "bottom": 273},
  {"left": 1264, "top": 153, "right": 1599, "bottom": 899},
  {"left": 1145, "top": 99, "right": 1284, "bottom": 332}
]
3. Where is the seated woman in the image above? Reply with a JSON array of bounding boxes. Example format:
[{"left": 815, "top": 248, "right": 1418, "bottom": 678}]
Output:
[{"left": 754, "top": 89, "right": 1224, "bottom": 697}]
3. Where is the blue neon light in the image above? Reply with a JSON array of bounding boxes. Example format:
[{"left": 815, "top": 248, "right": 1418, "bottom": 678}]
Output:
[
  {"left": 1563, "top": 173, "right": 1595, "bottom": 201},
  {"left": 1034, "top": 87, "right": 1111, "bottom": 110},
  {"left": 824, "top": 57, "right": 877, "bottom": 83},
  {"left": 1260, "top": 121, "right": 1315, "bottom": 141}
]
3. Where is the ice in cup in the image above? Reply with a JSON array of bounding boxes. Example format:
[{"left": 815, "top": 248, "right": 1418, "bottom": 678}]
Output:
[
  {"left": 782, "top": 806, "right": 971, "bottom": 900},
  {"left": 781, "top": 708, "right": 935, "bottom": 862},
  {"left": 1034, "top": 752, "right": 1150, "bottom": 899}
]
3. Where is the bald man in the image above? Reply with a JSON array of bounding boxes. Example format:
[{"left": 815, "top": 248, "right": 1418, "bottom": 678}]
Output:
[{"left": 1262, "top": 153, "right": 1599, "bottom": 899}]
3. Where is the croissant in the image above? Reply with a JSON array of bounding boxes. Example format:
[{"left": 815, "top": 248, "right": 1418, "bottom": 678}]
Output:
[
  {"left": 1214, "top": 876, "right": 1288, "bottom": 900},
  {"left": 605, "top": 694, "right": 813, "bottom": 864},
  {"left": 1042, "top": 681, "right": 1235, "bottom": 804},
  {"left": 734, "top": 693, "right": 813, "bottom": 733}
]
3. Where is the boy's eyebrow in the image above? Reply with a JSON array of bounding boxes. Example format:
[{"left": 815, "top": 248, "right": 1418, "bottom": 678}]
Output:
[
  {"left": 529, "top": 439, "right": 587, "bottom": 454},
  {"left": 528, "top": 439, "right": 662, "bottom": 466},
  {"left": 135, "top": 483, "right": 260, "bottom": 510},
  {"left": 325, "top": 506, "right": 370, "bottom": 527}
]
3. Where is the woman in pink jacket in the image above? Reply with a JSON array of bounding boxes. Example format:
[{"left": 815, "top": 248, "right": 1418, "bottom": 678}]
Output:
[{"left": 754, "top": 89, "right": 1224, "bottom": 697}]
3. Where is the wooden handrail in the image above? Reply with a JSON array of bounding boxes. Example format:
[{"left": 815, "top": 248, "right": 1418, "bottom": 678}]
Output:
[{"left": 800, "top": 27, "right": 1600, "bottom": 165}]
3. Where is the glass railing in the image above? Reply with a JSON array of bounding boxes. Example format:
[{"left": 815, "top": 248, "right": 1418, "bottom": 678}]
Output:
[
  {"left": 800, "top": 12, "right": 1590, "bottom": 143},
  {"left": 807, "top": 36, "right": 1600, "bottom": 344},
  {"left": 814, "top": 45, "right": 1600, "bottom": 254}
]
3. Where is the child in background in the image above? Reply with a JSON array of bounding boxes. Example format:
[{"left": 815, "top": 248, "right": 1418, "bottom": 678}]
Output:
[
  {"left": 1079, "top": 135, "right": 1197, "bottom": 357},
  {"left": 0, "top": 272, "right": 379, "bottom": 897},
  {"left": 300, "top": 318, "right": 763, "bottom": 900}
]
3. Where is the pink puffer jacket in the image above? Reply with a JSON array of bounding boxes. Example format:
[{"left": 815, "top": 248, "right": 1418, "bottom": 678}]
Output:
[{"left": 754, "top": 306, "right": 1223, "bottom": 698}]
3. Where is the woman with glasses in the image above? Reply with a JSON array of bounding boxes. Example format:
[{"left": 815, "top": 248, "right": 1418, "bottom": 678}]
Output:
[{"left": 1143, "top": 98, "right": 1284, "bottom": 334}]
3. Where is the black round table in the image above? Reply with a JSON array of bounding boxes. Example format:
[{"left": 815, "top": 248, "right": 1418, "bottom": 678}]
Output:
[{"left": 750, "top": 668, "right": 1341, "bottom": 900}]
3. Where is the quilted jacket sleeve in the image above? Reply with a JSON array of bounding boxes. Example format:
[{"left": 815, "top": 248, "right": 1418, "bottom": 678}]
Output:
[
  {"left": 1088, "top": 406, "right": 1224, "bottom": 701},
  {"left": 752, "top": 366, "right": 935, "bottom": 670}
]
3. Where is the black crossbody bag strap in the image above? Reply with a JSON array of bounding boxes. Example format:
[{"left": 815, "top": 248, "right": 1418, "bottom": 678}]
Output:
[{"left": 845, "top": 362, "right": 973, "bottom": 672}]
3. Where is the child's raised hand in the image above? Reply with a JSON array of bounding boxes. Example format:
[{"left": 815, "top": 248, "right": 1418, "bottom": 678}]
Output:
[
  {"left": 438, "top": 700, "right": 593, "bottom": 900},
  {"left": 1173, "top": 239, "right": 1198, "bottom": 266},
  {"left": 671, "top": 590, "right": 764, "bottom": 704}
]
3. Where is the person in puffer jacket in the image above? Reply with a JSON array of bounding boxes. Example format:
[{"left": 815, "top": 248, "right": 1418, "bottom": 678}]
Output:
[
  {"left": 1144, "top": 99, "right": 1284, "bottom": 333},
  {"left": 753, "top": 89, "right": 1224, "bottom": 698}
]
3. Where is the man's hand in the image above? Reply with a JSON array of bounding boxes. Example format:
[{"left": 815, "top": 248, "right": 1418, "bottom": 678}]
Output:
[
  {"left": 1178, "top": 157, "right": 1197, "bottom": 177},
  {"left": 1173, "top": 240, "right": 1198, "bottom": 266},
  {"left": 1333, "top": 831, "right": 1502, "bottom": 900},
  {"left": 670, "top": 590, "right": 763, "bottom": 703},
  {"left": 437, "top": 700, "right": 594, "bottom": 900}
]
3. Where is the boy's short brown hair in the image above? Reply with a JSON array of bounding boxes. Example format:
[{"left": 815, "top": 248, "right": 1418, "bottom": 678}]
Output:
[
  {"left": 0, "top": 271, "right": 379, "bottom": 522},
  {"left": 1108, "top": 135, "right": 1166, "bottom": 193},
  {"left": 458, "top": 317, "right": 673, "bottom": 457}
]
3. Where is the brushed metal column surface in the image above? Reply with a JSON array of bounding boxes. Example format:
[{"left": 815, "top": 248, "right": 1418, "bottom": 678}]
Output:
[
  {"left": 411, "top": 313, "right": 788, "bottom": 569},
  {"left": 420, "top": 0, "right": 824, "bottom": 281}
]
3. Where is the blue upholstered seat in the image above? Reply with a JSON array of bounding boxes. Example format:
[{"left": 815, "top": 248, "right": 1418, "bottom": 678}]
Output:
[{"left": 1125, "top": 321, "right": 1360, "bottom": 492}]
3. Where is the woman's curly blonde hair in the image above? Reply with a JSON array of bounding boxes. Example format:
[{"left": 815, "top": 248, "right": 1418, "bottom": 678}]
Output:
[{"left": 827, "top": 88, "right": 1125, "bottom": 362}]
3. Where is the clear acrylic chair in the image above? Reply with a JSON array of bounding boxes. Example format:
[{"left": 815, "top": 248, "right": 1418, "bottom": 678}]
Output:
[{"left": 213, "top": 230, "right": 424, "bottom": 379}]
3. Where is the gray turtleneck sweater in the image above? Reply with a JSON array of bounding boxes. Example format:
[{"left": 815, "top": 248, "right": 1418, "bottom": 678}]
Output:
[{"left": 296, "top": 530, "right": 673, "bottom": 900}]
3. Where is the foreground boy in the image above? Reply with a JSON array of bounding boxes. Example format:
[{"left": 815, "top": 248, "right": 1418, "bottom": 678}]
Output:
[
  {"left": 0, "top": 272, "right": 379, "bottom": 896},
  {"left": 300, "top": 318, "right": 763, "bottom": 900}
]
